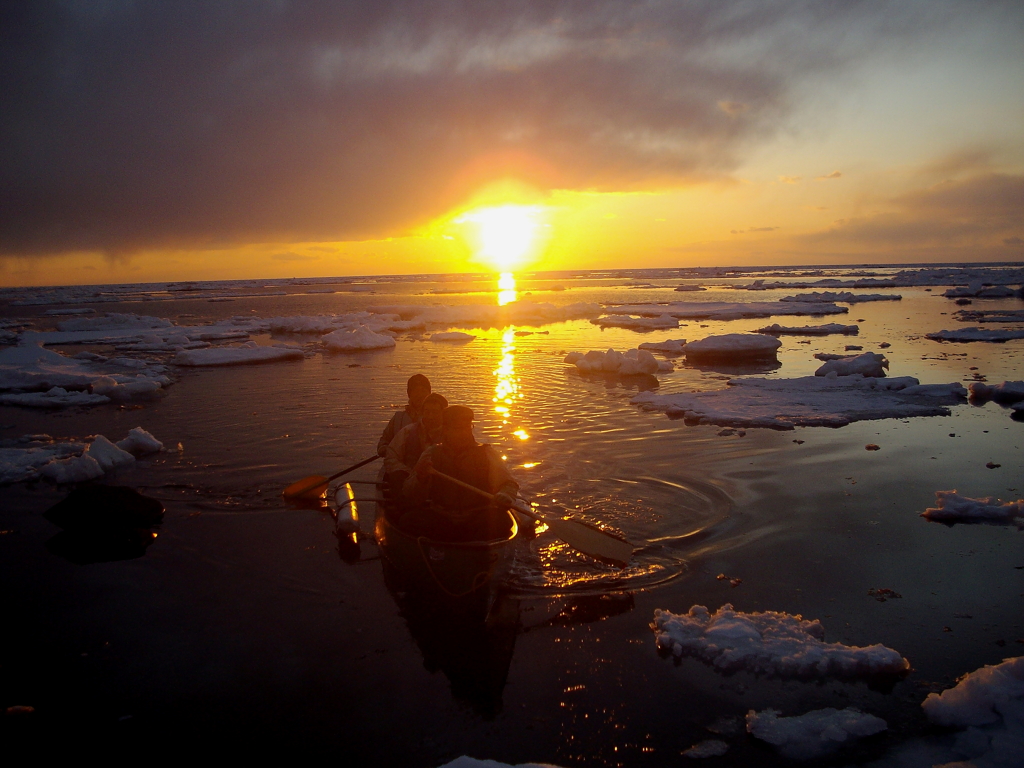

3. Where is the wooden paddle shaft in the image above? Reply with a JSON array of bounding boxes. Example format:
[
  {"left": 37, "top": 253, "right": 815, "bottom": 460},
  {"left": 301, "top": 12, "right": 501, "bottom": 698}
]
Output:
[{"left": 429, "top": 470, "right": 535, "bottom": 518}]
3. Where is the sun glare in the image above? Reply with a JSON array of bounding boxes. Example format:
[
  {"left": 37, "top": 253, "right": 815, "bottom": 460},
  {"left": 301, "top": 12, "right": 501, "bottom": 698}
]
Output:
[{"left": 456, "top": 205, "right": 544, "bottom": 271}]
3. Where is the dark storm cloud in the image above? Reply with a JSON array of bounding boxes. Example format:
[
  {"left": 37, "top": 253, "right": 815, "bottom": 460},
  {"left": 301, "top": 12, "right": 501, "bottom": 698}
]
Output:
[
  {"left": 806, "top": 173, "right": 1024, "bottom": 247},
  {"left": 0, "top": 0, "right": 967, "bottom": 256}
]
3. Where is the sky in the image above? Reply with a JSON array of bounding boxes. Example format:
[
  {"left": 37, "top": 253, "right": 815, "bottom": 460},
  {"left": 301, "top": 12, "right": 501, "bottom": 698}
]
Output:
[{"left": 1, "top": 0, "right": 1022, "bottom": 286}]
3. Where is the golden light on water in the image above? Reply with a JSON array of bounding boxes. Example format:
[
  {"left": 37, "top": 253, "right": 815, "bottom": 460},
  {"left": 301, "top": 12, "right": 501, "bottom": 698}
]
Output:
[
  {"left": 492, "top": 327, "right": 519, "bottom": 425},
  {"left": 497, "top": 272, "right": 517, "bottom": 306}
]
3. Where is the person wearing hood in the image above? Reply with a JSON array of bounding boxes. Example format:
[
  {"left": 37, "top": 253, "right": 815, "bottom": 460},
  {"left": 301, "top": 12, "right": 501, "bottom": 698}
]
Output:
[
  {"left": 384, "top": 392, "right": 448, "bottom": 505},
  {"left": 377, "top": 374, "right": 431, "bottom": 457}
]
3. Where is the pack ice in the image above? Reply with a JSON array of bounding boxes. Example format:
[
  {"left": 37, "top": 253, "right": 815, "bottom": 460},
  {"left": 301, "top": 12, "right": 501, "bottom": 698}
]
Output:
[
  {"left": 563, "top": 348, "right": 673, "bottom": 375},
  {"left": 683, "top": 334, "right": 781, "bottom": 361},
  {"left": 920, "top": 491, "right": 1023, "bottom": 524},
  {"left": 745, "top": 708, "right": 887, "bottom": 760},
  {"left": 633, "top": 375, "right": 966, "bottom": 429},
  {"left": 652, "top": 604, "right": 909, "bottom": 679},
  {"left": 0, "top": 429, "right": 162, "bottom": 485},
  {"left": 600, "top": 300, "right": 847, "bottom": 321},
  {"left": 926, "top": 327, "right": 1024, "bottom": 343}
]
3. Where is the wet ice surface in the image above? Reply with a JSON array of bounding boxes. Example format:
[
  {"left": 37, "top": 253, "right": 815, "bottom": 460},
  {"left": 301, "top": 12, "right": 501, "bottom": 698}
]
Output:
[{"left": 2, "top": 266, "right": 1023, "bottom": 765}]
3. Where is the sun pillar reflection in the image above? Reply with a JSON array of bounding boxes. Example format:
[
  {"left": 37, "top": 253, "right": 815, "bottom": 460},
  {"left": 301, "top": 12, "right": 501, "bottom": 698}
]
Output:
[
  {"left": 492, "top": 327, "right": 520, "bottom": 427},
  {"left": 497, "top": 272, "right": 517, "bottom": 306}
]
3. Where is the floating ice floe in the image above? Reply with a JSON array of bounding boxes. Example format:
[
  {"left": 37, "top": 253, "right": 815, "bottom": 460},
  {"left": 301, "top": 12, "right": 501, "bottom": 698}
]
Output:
[
  {"left": 684, "top": 334, "right": 781, "bottom": 361},
  {"left": 437, "top": 759, "right": 564, "bottom": 768},
  {"left": 367, "top": 300, "right": 601, "bottom": 328},
  {"left": 429, "top": 331, "right": 476, "bottom": 342},
  {"left": 920, "top": 491, "right": 1023, "bottom": 524},
  {"left": 600, "top": 301, "right": 847, "bottom": 320},
  {"left": 926, "top": 327, "right": 1024, "bottom": 343},
  {"left": 815, "top": 352, "right": 888, "bottom": 377},
  {"left": 633, "top": 375, "right": 967, "bottom": 429},
  {"left": 682, "top": 740, "right": 729, "bottom": 758},
  {"left": 564, "top": 348, "right": 671, "bottom": 375},
  {"left": 918, "top": 656, "right": 1024, "bottom": 768},
  {"left": 0, "top": 343, "right": 170, "bottom": 405},
  {"left": 0, "top": 429, "right": 162, "bottom": 485},
  {"left": 43, "top": 308, "right": 96, "bottom": 315},
  {"left": 674, "top": 285, "right": 707, "bottom": 292},
  {"left": 592, "top": 314, "right": 680, "bottom": 330},
  {"left": 746, "top": 278, "right": 899, "bottom": 290},
  {"left": 174, "top": 342, "right": 305, "bottom": 366},
  {"left": 745, "top": 708, "right": 887, "bottom": 760},
  {"left": 780, "top": 291, "right": 902, "bottom": 303},
  {"left": 638, "top": 338, "right": 687, "bottom": 355},
  {"left": 652, "top": 604, "right": 909, "bottom": 679},
  {"left": 955, "top": 308, "right": 1024, "bottom": 323},
  {"left": 322, "top": 326, "right": 397, "bottom": 352},
  {"left": 756, "top": 323, "right": 859, "bottom": 336},
  {"left": 943, "top": 281, "right": 1018, "bottom": 298},
  {"left": 969, "top": 381, "right": 1024, "bottom": 404}
]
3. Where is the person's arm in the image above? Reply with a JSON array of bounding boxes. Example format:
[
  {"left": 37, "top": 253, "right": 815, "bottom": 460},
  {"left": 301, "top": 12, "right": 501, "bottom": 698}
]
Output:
[
  {"left": 485, "top": 448, "right": 519, "bottom": 506},
  {"left": 403, "top": 446, "right": 436, "bottom": 501},
  {"left": 384, "top": 426, "right": 414, "bottom": 477},
  {"left": 377, "top": 413, "right": 399, "bottom": 457}
]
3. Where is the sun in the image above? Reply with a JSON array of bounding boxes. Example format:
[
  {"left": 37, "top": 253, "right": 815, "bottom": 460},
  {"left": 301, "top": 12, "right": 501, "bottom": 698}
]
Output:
[{"left": 455, "top": 204, "right": 544, "bottom": 272}]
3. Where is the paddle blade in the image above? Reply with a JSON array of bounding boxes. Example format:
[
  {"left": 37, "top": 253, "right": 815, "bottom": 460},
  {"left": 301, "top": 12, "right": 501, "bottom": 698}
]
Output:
[
  {"left": 543, "top": 518, "right": 634, "bottom": 569},
  {"left": 282, "top": 475, "right": 328, "bottom": 500}
]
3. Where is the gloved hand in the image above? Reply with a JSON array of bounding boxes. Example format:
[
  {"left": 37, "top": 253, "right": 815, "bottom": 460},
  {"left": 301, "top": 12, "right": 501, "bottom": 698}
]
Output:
[{"left": 494, "top": 491, "right": 516, "bottom": 510}]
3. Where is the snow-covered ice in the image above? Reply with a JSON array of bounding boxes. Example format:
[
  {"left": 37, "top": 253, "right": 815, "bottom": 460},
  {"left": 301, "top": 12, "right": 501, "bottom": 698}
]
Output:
[
  {"left": 601, "top": 301, "right": 847, "bottom": 321},
  {"left": 174, "top": 342, "right": 306, "bottom": 366},
  {"left": 429, "top": 332, "right": 477, "bottom": 342},
  {"left": 745, "top": 708, "right": 887, "bottom": 760},
  {"left": 322, "top": 326, "right": 397, "bottom": 352},
  {"left": 638, "top": 339, "right": 687, "bottom": 355},
  {"left": 969, "top": 381, "right": 1024, "bottom": 404},
  {"left": 652, "top": 604, "right": 910, "bottom": 679},
  {"left": 0, "top": 387, "right": 110, "bottom": 408},
  {"left": 815, "top": 352, "right": 888, "bottom": 378},
  {"left": 943, "top": 281, "right": 1017, "bottom": 298},
  {"left": 367, "top": 301, "right": 601, "bottom": 328},
  {"left": 955, "top": 308, "right": 1024, "bottom": 324},
  {"left": 565, "top": 348, "right": 666, "bottom": 376},
  {"left": 684, "top": 334, "right": 781, "bottom": 361},
  {"left": 0, "top": 428, "right": 162, "bottom": 484},
  {"left": 926, "top": 327, "right": 1024, "bottom": 343},
  {"left": 920, "top": 491, "right": 1023, "bottom": 524},
  {"left": 756, "top": 323, "right": 859, "bottom": 336},
  {"left": 682, "top": 740, "right": 729, "bottom": 758},
  {"left": 633, "top": 375, "right": 967, "bottom": 429},
  {"left": 780, "top": 291, "right": 902, "bottom": 303},
  {"left": 592, "top": 314, "right": 680, "bottom": 330}
]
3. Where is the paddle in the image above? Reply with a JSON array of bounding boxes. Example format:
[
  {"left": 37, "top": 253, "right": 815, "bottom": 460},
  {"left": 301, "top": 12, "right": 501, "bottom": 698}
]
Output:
[
  {"left": 282, "top": 454, "right": 381, "bottom": 501},
  {"left": 429, "top": 469, "right": 634, "bottom": 568}
]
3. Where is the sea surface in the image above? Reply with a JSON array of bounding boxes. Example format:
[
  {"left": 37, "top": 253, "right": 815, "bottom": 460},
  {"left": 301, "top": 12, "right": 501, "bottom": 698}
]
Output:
[{"left": 2, "top": 266, "right": 1022, "bottom": 765}]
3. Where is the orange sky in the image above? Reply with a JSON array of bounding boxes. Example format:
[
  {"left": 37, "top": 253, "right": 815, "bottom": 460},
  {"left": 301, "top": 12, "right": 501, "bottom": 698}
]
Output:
[{"left": 1, "top": 3, "right": 1022, "bottom": 286}]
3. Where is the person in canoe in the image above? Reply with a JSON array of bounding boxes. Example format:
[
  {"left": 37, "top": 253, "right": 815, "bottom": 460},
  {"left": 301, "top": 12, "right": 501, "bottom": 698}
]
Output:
[
  {"left": 400, "top": 405, "right": 519, "bottom": 542},
  {"left": 377, "top": 373, "right": 432, "bottom": 457},
  {"left": 383, "top": 392, "right": 448, "bottom": 504}
]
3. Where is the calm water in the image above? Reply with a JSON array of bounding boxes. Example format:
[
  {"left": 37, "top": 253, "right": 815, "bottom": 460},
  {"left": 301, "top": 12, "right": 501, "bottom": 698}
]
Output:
[{"left": 2, "top": 270, "right": 1022, "bottom": 764}]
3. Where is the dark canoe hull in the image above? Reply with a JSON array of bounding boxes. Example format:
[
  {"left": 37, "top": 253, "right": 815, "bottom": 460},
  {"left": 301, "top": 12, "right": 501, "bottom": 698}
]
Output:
[{"left": 374, "top": 505, "right": 519, "bottom": 611}]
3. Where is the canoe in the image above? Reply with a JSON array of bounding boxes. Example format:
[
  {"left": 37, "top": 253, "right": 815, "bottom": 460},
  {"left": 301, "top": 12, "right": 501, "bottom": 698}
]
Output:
[{"left": 373, "top": 494, "right": 519, "bottom": 612}]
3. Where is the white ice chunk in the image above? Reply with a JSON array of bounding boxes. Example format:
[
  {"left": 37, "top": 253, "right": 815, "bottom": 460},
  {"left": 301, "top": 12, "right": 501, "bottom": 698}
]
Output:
[
  {"left": 944, "top": 281, "right": 1016, "bottom": 298},
  {"left": 746, "top": 708, "right": 887, "bottom": 760},
  {"left": 682, "top": 740, "right": 729, "bottom": 758},
  {"left": 0, "top": 387, "right": 110, "bottom": 408},
  {"left": 56, "top": 313, "right": 173, "bottom": 332},
  {"left": 969, "top": 381, "right": 1024, "bottom": 403},
  {"left": 652, "top": 604, "right": 909, "bottom": 678},
  {"left": 815, "top": 352, "right": 888, "bottom": 378},
  {"left": 429, "top": 332, "right": 477, "bottom": 342},
  {"left": 572, "top": 348, "right": 660, "bottom": 376},
  {"left": 920, "top": 491, "right": 1023, "bottom": 523},
  {"left": 638, "top": 339, "right": 687, "bottom": 354},
  {"left": 633, "top": 374, "right": 966, "bottom": 429},
  {"left": 926, "top": 327, "right": 1024, "bottom": 342},
  {"left": 40, "top": 452, "right": 104, "bottom": 483},
  {"left": 174, "top": 343, "right": 306, "bottom": 365},
  {"left": 685, "top": 334, "right": 781, "bottom": 361},
  {"left": 116, "top": 427, "right": 164, "bottom": 455},
  {"left": 592, "top": 314, "right": 680, "bottom": 330},
  {"left": 85, "top": 435, "right": 135, "bottom": 471},
  {"left": 322, "top": 326, "right": 397, "bottom": 352},
  {"left": 756, "top": 323, "right": 859, "bottom": 335},
  {"left": 780, "top": 291, "right": 902, "bottom": 303}
]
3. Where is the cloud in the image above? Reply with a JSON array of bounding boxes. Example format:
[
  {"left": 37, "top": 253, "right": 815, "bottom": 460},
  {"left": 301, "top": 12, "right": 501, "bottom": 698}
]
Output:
[
  {"left": 1005, "top": 236, "right": 1023, "bottom": 246},
  {"left": 815, "top": 170, "right": 842, "bottom": 180},
  {"left": 0, "top": 1, "right": 1000, "bottom": 259},
  {"left": 271, "top": 252, "right": 320, "bottom": 262},
  {"left": 778, "top": 175, "right": 802, "bottom": 184},
  {"left": 804, "top": 173, "right": 1024, "bottom": 247},
  {"left": 731, "top": 226, "right": 780, "bottom": 234}
]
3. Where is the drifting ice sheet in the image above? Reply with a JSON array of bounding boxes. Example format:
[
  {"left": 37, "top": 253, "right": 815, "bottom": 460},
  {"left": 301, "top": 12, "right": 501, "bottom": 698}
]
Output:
[
  {"left": 780, "top": 291, "right": 902, "bottom": 303},
  {"left": 174, "top": 342, "right": 305, "bottom": 366},
  {"left": 633, "top": 375, "right": 966, "bottom": 429},
  {"left": 322, "top": 327, "right": 397, "bottom": 352},
  {"left": 756, "top": 323, "right": 859, "bottom": 335},
  {"left": 565, "top": 348, "right": 667, "bottom": 375},
  {"left": 653, "top": 604, "right": 909, "bottom": 678},
  {"left": 0, "top": 428, "right": 161, "bottom": 485},
  {"left": 684, "top": 334, "right": 781, "bottom": 360},
  {"left": 592, "top": 314, "right": 680, "bottom": 330},
  {"left": 926, "top": 327, "right": 1024, "bottom": 342},
  {"left": 601, "top": 301, "right": 847, "bottom": 320},
  {"left": 920, "top": 491, "right": 1023, "bottom": 523},
  {"left": 746, "top": 708, "right": 887, "bottom": 760},
  {"left": 969, "top": 381, "right": 1024, "bottom": 403},
  {"left": 429, "top": 332, "right": 476, "bottom": 342},
  {"left": 638, "top": 339, "right": 687, "bottom": 355},
  {"left": 815, "top": 352, "right": 888, "bottom": 377}
]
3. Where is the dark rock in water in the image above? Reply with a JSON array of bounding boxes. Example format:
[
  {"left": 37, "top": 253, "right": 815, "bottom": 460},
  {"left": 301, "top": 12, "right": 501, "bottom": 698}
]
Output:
[
  {"left": 44, "top": 485, "right": 164, "bottom": 531},
  {"left": 46, "top": 528, "right": 156, "bottom": 565}
]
